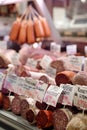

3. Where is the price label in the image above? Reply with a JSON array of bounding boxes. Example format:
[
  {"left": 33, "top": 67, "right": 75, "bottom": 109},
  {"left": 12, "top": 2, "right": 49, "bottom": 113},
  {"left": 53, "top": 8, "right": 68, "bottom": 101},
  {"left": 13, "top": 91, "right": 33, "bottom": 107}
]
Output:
[
  {"left": 45, "top": 66, "right": 56, "bottom": 78},
  {"left": 44, "top": 85, "right": 63, "bottom": 107},
  {"left": 66, "top": 44, "right": 77, "bottom": 55},
  {"left": 4, "top": 74, "right": 18, "bottom": 93},
  {"left": 59, "top": 84, "right": 75, "bottom": 106},
  {"left": 34, "top": 80, "right": 48, "bottom": 103},
  {"left": 0, "top": 72, "right": 5, "bottom": 90},
  {"left": 16, "top": 77, "right": 25, "bottom": 96},
  {"left": 68, "top": 56, "right": 84, "bottom": 71},
  {"left": 40, "top": 55, "right": 52, "bottom": 69},
  {"left": 26, "top": 58, "right": 37, "bottom": 68},
  {"left": 84, "top": 58, "right": 87, "bottom": 72},
  {"left": 11, "top": 53, "right": 19, "bottom": 65},
  {"left": 25, "top": 77, "right": 38, "bottom": 98},
  {"left": 0, "top": 41, "right": 7, "bottom": 50},
  {"left": 74, "top": 85, "right": 87, "bottom": 109}
]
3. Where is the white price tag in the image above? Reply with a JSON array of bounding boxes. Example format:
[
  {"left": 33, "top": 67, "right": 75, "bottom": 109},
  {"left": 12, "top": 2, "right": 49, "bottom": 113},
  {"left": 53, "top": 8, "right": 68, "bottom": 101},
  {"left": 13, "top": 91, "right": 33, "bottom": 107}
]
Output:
[
  {"left": 35, "top": 80, "right": 48, "bottom": 103},
  {"left": 74, "top": 85, "right": 87, "bottom": 109},
  {"left": 26, "top": 58, "right": 37, "bottom": 68},
  {"left": 0, "top": 41, "right": 7, "bottom": 50},
  {"left": 44, "top": 85, "right": 63, "bottom": 107},
  {"left": 59, "top": 84, "right": 75, "bottom": 106},
  {"left": 0, "top": 72, "right": 5, "bottom": 90},
  {"left": 40, "top": 55, "right": 52, "bottom": 69},
  {"left": 68, "top": 56, "right": 84, "bottom": 71},
  {"left": 16, "top": 77, "right": 25, "bottom": 95},
  {"left": 4, "top": 74, "right": 18, "bottom": 93},
  {"left": 66, "top": 44, "right": 77, "bottom": 55},
  {"left": 10, "top": 53, "right": 19, "bottom": 65},
  {"left": 84, "top": 58, "right": 87, "bottom": 72},
  {"left": 25, "top": 77, "right": 38, "bottom": 98},
  {"left": 45, "top": 66, "right": 56, "bottom": 78}
]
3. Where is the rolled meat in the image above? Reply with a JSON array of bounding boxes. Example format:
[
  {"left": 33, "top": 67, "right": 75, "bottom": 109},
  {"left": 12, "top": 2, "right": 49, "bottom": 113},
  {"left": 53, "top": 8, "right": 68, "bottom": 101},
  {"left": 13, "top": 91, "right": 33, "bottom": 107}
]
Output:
[
  {"left": 72, "top": 71, "right": 87, "bottom": 86},
  {"left": 55, "top": 71, "right": 76, "bottom": 86},
  {"left": 3, "top": 95, "right": 14, "bottom": 110},
  {"left": 35, "top": 101, "right": 47, "bottom": 110},
  {"left": 53, "top": 108, "right": 73, "bottom": 130},
  {"left": 11, "top": 96, "right": 23, "bottom": 115},
  {"left": 36, "top": 110, "right": 53, "bottom": 128}
]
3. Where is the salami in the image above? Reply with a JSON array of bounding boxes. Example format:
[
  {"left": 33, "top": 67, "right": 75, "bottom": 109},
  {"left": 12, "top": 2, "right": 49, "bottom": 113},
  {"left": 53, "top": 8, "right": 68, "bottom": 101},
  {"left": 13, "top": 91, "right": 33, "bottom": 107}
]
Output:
[
  {"left": 0, "top": 92, "right": 4, "bottom": 108},
  {"left": 36, "top": 110, "right": 53, "bottom": 128},
  {"left": 11, "top": 96, "right": 22, "bottom": 115},
  {"left": 55, "top": 71, "right": 76, "bottom": 86},
  {"left": 53, "top": 109, "right": 73, "bottom": 130},
  {"left": 72, "top": 71, "right": 87, "bottom": 86},
  {"left": 39, "top": 75, "right": 49, "bottom": 84},
  {"left": 36, "top": 101, "right": 47, "bottom": 110},
  {"left": 20, "top": 98, "right": 30, "bottom": 119},
  {"left": 26, "top": 108, "right": 39, "bottom": 124},
  {"left": 3, "top": 96, "right": 14, "bottom": 110},
  {"left": 66, "top": 114, "right": 87, "bottom": 130}
]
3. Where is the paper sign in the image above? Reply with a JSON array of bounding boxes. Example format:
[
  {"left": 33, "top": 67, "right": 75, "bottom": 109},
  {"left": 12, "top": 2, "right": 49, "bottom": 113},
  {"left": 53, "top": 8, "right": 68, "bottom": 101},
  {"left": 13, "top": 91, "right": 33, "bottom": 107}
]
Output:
[
  {"left": 74, "top": 85, "right": 87, "bottom": 110},
  {"left": 25, "top": 77, "right": 38, "bottom": 98},
  {"left": 84, "top": 58, "right": 87, "bottom": 72},
  {"left": 10, "top": 53, "right": 19, "bottom": 65},
  {"left": 0, "top": 72, "right": 5, "bottom": 90},
  {"left": 40, "top": 55, "right": 52, "bottom": 69},
  {"left": 68, "top": 56, "right": 84, "bottom": 72},
  {"left": 50, "top": 42, "right": 61, "bottom": 53},
  {"left": 4, "top": 74, "right": 18, "bottom": 93},
  {"left": 34, "top": 80, "right": 48, "bottom": 103},
  {"left": 45, "top": 66, "right": 56, "bottom": 78},
  {"left": 44, "top": 85, "right": 63, "bottom": 107},
  {"left": 16, "top": 77, "right": 25, "bottom": 96},
  {"left": 66, "top": 44, "right": 77, "bottom": 55},
  {"left": 59, "top": 84, "right": 75, "bottom": 106},
  {"left": 0, "top": 41, "right": 7, "bottom": 50},
  {"left": 26, "top": 58, "right": 37, "bottom": 68}
]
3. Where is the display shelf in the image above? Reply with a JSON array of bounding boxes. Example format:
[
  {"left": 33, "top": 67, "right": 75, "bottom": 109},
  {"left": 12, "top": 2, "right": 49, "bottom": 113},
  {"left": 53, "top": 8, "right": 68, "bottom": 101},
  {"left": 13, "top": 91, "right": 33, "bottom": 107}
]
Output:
[{"left": 0, "top": 110, "right": 40, "bottom": 130}]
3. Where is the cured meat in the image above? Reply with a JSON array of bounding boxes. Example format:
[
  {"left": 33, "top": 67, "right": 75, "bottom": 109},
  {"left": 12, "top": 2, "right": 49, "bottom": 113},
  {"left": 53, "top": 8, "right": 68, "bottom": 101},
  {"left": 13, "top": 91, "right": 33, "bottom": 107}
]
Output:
[
  {"left": 0, "top": 54, "right": 11, "bottom": 68},
  {"left": 36, "top": 101, "right": 47, "bottom": 110},
  {"left": 33, "top": 17, "right": 45, "bottom": 38},
  {"left": 39, "top": 16, "right": 51, "bottom": 37},
  {"left": 66, "top": 114, "right": 87, "bottom": 130},
  {"left": 53, "top": 109, "right": 73, "bottom": 130},
  {"left": 0, "top": 92, "right": 4, "bottom": 108},
  {"left": 20, "top": 98, "right": 30, "bottom": 119},
  {"left": 39, "top": 75, "right": 49, "bottom": 84},
  {"left": 3, "top": 96, "right": 14, "bottom": 110},
  {"left": 36, "top": 110, "right": 53, "bottom": 128},
  {"left": 26, "top": 108, "right": 39, "bottom": 124},
  {"left": 27, "top": 19, "right": 35, "bottom": 44},
  {"left": 9, "top": 18, "right": 21, "bottom": 41},
  {"left": 72, "top": 71, "right": 87, "bottom": 86},
  {"left": 11, "top": 96, "right": 22, "bottom": 115},
  {"left": 18, "top": 20, "right": 27, "bottom": 44},
  {"left": 55, "top": 71, "right": 76, "bottom": 86}
]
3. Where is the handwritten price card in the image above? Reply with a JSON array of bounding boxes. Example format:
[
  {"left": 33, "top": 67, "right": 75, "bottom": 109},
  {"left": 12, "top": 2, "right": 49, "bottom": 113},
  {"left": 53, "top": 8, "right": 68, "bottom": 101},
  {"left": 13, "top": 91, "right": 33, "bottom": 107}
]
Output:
[
  {"left": 74, "top": 85, "right": 87, "bottom": 110},
  {"left": 44, "top": 85, "right": 63, "bottom": 107},
  {"left": 0, "top": 72, "right": 5, "bottom": 90},
  {"left": 59, "top": 84, "right": 75, "bottom": 106},
  {"left": 34, "top": 80, "right": 48, "bottom": 103}
]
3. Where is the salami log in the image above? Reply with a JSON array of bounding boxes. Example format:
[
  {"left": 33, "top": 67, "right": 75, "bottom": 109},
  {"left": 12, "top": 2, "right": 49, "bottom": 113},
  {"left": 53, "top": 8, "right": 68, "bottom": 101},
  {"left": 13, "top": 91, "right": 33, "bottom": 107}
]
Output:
[
  {"left": 33, "top": 17, "right": 45, "bottom": 38},
  {"left": 72, "top": 71, "right": 87, "bottom": 86},
  {"left": 53, "top": 109, "right": 73, "bottom": 130},
  {"left": 18, "top": 20, "right": 27, "bottom": 44},
  {"left": 55, "top": 71, "right": 76, "bottom": 86},
  {"left": 11, "top": 96, "right": 22, "bottom": 115},
  {"left": 39, "top": 75, "right": 49, "bottom": 84},
  {"left": 20, "top": 98, "right": 30, "bottom": 119},
  {"left": 66, "top": 114, "right": 87, "bottom": 130},
  {"left": 0, "top": 54, "right": 11, "bottom": 68},
  {"left": 0, "top": 92, "right": 4, "bottom": 108},
  {"left": 36, "top": 110, "right": 53, "bottom": 128},
  {"left": 27, "top": 19, "right": 35, "bottom": 44},
  {"left": 26, "top": 108, "right": 39, "bottom": 124},
  {"left": 3, "top": 96, "right": 14, "bottom": 110},
  {"left": 36, "top": 101, "right": 47, "bottom": 110},
  {"left": 39, "top": 16, "right": 51, "bottom": 37},
  {"left": 9, "top": 18, "right": 21, "bottom": 41}
]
